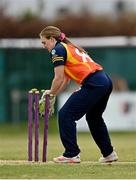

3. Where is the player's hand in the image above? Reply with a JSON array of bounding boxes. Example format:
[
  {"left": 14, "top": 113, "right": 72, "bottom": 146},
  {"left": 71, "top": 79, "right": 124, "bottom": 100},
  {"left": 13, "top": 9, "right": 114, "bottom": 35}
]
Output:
[
  {"left": 49, "top": 95, "right": 56, "bottom": 116},
  {"left": 39, "top": 90, "right": 56, "bottom": 116},
  {"left": 39, "top": 97, "right": 46, "bottom": 117},
  {"left": 41, "top": 89, "right": 51, "bottom": 99}
]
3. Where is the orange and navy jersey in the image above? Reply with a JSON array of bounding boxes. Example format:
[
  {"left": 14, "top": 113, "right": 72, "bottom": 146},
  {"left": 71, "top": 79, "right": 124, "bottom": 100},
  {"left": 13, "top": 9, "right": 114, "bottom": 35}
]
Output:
[{"left": 50, "top": 42, "right": 103, "bottom": 84}]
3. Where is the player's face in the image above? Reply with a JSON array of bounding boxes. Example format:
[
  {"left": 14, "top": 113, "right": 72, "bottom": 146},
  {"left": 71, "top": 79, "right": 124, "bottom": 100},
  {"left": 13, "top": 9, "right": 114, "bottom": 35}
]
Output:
[{"left": 41, "top": 36, "right": 57, "bottom": 52}]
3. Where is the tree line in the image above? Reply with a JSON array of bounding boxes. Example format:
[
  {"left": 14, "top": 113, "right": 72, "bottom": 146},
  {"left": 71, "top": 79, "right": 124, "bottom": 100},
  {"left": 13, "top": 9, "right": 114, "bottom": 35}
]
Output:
[{"left": 0, "top": 12, "right": 136, "bottom": 38}]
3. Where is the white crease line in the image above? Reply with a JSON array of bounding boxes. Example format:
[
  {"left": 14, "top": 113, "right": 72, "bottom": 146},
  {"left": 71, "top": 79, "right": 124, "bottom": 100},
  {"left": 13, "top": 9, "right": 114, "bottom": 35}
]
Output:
[{"left": 0, "top": 160, "right": 136, "bottom": 165}]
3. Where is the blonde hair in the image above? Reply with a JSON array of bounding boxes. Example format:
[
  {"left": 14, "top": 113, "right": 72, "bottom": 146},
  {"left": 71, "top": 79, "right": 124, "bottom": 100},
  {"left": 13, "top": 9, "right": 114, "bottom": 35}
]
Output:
[{"left": 39, "top": 26, "right": 86, "bottom": 53}]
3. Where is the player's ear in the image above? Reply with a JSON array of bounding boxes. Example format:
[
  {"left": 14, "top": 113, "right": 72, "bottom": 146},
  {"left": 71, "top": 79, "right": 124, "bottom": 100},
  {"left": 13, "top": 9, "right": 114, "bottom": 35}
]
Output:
[{"left": 50, "top": 37, "right": 56, "bottom": 42}]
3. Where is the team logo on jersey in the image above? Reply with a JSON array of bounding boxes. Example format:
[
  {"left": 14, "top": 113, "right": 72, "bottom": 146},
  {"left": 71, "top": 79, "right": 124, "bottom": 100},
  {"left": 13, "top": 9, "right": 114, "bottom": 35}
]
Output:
[{"left": 51, "top": 49, "right": 56, "bottom": 55}]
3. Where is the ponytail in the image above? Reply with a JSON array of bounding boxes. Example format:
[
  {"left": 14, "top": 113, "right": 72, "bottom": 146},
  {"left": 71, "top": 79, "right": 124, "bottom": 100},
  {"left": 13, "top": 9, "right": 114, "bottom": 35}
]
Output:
[{"left": 40, "top": 26, "right": 87, "bottom": 53}]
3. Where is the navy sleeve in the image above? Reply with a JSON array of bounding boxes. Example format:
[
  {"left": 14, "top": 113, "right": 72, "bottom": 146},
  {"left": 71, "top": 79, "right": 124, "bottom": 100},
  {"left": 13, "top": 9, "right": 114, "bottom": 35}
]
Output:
[{"left": 50, "top": 43, "right": 67, "bottom": 67}]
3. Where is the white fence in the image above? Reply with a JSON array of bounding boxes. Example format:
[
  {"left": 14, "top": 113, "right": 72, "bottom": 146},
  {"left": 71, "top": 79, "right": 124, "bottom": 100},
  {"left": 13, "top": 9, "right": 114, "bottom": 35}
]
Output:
[
  {"left": 1, "top": 36, "right": 136, "bottom": 48},
  {"left": 58, "top": 92, "right": 136, "bottom": 131}
]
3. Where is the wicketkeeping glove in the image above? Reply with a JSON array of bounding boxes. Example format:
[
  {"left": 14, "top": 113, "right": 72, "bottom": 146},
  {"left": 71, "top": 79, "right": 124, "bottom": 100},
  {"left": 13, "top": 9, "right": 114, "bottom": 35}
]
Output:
[{"left": 39, "top": 90, "right": 56, "bottom": 117}]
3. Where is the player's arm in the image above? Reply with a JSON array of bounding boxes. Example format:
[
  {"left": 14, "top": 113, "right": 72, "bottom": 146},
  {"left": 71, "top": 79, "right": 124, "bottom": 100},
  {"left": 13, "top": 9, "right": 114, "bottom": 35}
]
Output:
[
  {"left": 48, "top": 43, "right": 68, "bottom": 95},
  {"left": 55, "top": 71, "right": 70, "bottom": 93},
  {"left": 50, "top": 65, "right": 69, "bottom": 95}
]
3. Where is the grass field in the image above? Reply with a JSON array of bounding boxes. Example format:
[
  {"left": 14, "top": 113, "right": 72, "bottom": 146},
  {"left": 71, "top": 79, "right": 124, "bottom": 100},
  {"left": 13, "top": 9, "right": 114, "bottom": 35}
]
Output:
[{"left": 0, "top": 120, "right": 136, "bottom": 179}]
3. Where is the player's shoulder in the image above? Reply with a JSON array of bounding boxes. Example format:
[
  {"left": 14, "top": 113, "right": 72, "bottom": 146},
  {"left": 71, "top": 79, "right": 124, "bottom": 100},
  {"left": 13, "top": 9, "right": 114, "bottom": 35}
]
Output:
[
  {"left": 50, "top": 42, "right": 67, "bottom": 66},
  {"left": 50, "top": 42, "right": 66, "bottom": 57},
  {"left": 54, "top": 42, "right": 65, "bottom": 51}
]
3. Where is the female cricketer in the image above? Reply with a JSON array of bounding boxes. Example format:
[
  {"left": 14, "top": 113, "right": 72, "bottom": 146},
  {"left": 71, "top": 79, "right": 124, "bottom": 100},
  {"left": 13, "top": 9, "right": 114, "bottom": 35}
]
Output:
[{"left": 39, "top": 26, "right": 118, "bottom": 163}]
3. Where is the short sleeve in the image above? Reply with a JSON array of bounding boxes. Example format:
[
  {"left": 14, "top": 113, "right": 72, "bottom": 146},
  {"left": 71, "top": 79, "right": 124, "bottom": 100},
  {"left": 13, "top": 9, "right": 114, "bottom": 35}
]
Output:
[{"left": 50, "top": 43, "right": 67, "bottom": 67}]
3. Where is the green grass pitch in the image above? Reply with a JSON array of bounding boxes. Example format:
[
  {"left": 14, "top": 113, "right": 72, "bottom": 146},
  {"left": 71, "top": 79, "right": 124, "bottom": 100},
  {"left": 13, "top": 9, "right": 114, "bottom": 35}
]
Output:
[{"left": 0, "top": 121, "right": 136, "bottom": 179}]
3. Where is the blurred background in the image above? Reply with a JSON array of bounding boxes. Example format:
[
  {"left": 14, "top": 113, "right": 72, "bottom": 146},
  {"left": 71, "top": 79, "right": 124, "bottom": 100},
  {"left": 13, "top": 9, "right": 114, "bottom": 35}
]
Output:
[{"left": 0, "top": 0, "right": 136, "bottom": 131}]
